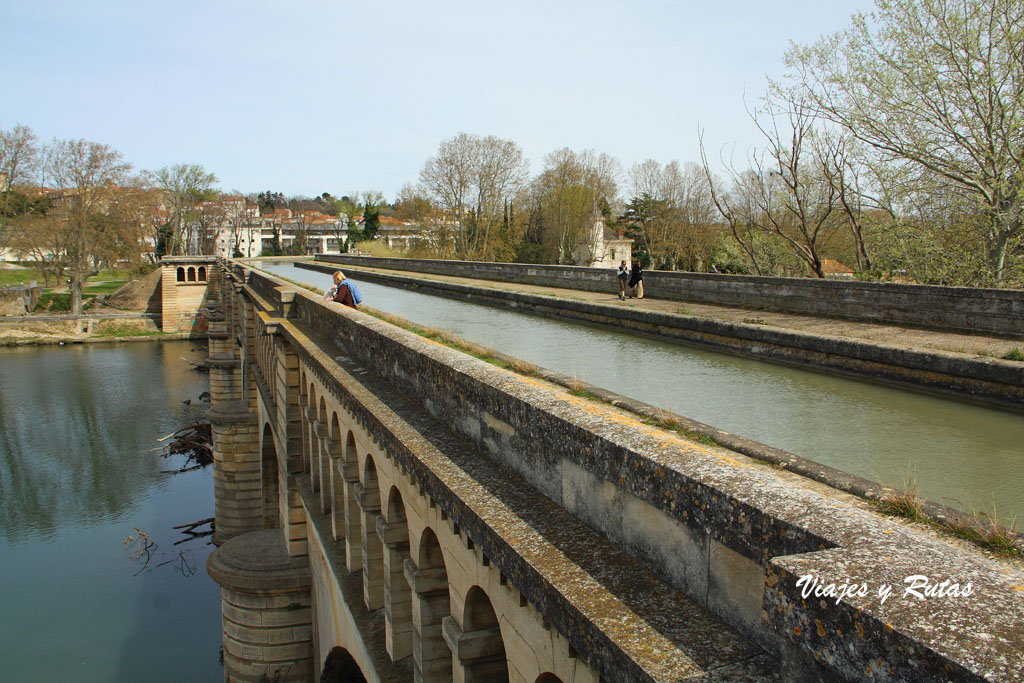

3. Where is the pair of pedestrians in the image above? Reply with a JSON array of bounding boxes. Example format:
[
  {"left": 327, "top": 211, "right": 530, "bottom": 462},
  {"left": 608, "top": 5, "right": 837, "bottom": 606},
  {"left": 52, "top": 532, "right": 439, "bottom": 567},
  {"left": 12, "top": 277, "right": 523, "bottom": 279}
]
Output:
[{"left": 617, "top": 260, "right": 644, "bottom": 300}]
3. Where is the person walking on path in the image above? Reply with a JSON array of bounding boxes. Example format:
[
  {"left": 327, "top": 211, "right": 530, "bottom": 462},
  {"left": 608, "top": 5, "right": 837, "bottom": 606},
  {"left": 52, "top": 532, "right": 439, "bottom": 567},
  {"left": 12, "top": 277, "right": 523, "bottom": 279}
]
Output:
[
  {"left": 617, "top": 260, "right": 629, "bottom": 300},
  {"left": 628, "top": 259, "right": 644, "bottom": 299}
]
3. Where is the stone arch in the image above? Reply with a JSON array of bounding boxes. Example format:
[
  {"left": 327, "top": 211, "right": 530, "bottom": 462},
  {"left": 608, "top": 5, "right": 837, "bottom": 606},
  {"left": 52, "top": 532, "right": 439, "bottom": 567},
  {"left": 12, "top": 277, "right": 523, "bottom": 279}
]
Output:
[
  {"left": 176, "top": 266, "right": 185, "bottom": 282},
  {"left": 381, "top": 487, "right": 413, "bottom": 661},
  {"left": 342, "top": 430, "right": 362, "bottom": 572},
  {"left": 329, "top": 413, "right": 345, "bottom": 540},
  {"left": 198, "top": 266, "right": 207, "bottom": 281},
  {"left": 309, "top": 394, "right": 328, "bottom": 499},
  {"left": 536, "top": 674, "right": 564, "bottom": 683},
  {"left": 320, "top": 646, "right": 367, "bottom": 682},
  {"left": 261, "top": 422, "right": 281, "bottom": 529},
  {"left": 456, "top": 586, "right": 509, "bottom": 683},
  {"left": 361, "top": 455, "right": 384, "bottom": 610},
  {"left": 301, "top": 380, "right": 314, "bottom": 476},
  {"left": 412, "top": 528, "right": 453, "bottom": 680},
  {"left": 187, "top": 266, "right": 196, "bottom": 281}
]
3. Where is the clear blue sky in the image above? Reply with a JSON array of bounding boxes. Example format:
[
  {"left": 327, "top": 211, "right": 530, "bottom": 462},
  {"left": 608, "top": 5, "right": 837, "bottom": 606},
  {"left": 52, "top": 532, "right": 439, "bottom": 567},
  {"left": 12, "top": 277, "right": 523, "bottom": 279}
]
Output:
[{"left": 1, "top": 0, "right": 874, "bottom": 200}]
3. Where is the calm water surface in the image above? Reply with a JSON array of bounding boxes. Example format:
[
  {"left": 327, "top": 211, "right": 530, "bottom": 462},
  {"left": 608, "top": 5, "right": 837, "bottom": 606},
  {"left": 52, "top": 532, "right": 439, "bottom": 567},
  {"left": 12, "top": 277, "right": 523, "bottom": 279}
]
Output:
[
  {"left": 264, "top": 261, "right": 1024, "bottom": 525},
  {"left": 0, "top": 341, "right": 221, "bottom": 682}
]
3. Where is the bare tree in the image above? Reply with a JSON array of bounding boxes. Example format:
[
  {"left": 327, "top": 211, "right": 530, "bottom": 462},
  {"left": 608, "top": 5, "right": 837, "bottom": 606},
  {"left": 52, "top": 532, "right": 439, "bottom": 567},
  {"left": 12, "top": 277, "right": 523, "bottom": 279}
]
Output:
[
  {"left": 0, "top": 124, "right": 40, "bottom": 251},
  {"left": 43, "top": 139, "right": 136, "bottom": 314},
  {"left": 624, "top": 160, "right": 717, "bottom": 270},
  {"left": 784, "top": 0, "right": 1024, "bottom": 282},
  {"left": 154, "top": 163, "right": 218, "bottom": 256},
  {"left": 419, "top": 133, "right": 528, "bottom": 260},
  {"left": 701, "top": 100, "right": 850, "bottom": 278}
]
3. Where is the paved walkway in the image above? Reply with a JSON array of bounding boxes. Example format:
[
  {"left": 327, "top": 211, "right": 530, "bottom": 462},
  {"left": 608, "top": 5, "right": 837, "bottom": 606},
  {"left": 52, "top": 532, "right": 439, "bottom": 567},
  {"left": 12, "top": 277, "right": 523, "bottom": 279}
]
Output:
[{"left": 346, "top": 265, "right": 1024, "bottom": 360}]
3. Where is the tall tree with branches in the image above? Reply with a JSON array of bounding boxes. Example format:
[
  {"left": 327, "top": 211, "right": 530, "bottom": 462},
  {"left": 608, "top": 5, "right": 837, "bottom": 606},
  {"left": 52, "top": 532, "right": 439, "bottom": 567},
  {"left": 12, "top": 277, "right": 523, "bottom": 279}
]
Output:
[
  {"left": 784, "top": 0, "right": 1024, "bottom": 282},
  {"left": 43, "top": 139, "right": 136, "bottom": 314},
  {"left": 701, "top": 101, "right": 852, "bottom": 278},
  {"left": 154, "top": 163, "right": 218, "bottom": 256},
  {"left": 0, "top": 124, "right": 40, "bottom": 252},
  {"left": 420, "top": 133, "right": 528, "bottom": 260}
]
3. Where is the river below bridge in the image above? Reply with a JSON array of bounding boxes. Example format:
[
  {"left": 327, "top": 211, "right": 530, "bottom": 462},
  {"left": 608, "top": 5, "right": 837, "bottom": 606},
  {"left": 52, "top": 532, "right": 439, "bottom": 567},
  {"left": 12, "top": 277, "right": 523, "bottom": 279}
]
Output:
[
  {"left": 0, "top": 341, "right": 222, "bottom": 681},
  {"left": 262, "top": 261, "right": 1024, "bottom": 527}
]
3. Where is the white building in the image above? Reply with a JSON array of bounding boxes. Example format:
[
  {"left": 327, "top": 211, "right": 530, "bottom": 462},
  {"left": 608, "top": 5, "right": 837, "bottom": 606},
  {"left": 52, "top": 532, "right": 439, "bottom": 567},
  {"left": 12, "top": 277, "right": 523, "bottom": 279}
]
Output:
[{"left": 573, "top": 214, "right": 633, "bottom": 268}]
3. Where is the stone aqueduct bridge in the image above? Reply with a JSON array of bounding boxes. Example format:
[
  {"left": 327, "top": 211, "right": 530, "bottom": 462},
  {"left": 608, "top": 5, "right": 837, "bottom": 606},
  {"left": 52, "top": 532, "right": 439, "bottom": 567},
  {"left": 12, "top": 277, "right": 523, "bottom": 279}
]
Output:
[{"left": 189, "top": 259, "right": 1023, "bottom": 683}]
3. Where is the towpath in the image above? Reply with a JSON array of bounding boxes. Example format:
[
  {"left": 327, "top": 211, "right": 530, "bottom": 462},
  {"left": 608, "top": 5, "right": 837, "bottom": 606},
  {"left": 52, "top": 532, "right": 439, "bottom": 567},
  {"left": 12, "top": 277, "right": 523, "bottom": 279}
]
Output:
[{"left": 329, "top": 264, "right": 1023, "bottom": 360}]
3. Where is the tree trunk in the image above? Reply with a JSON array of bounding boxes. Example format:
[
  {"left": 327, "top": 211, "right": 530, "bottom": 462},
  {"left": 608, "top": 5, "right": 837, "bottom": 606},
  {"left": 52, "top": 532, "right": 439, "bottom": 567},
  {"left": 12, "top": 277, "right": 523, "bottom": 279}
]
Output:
[{"left": 70, "top": 270, "right": 83, "bottom": 315}]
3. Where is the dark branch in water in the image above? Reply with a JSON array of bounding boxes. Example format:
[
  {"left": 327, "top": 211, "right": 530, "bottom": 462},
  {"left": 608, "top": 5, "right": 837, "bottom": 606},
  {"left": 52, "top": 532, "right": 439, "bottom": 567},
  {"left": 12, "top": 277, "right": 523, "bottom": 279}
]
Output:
[{"left": 159, "top": 422, "right": 212, "bottom": 473}]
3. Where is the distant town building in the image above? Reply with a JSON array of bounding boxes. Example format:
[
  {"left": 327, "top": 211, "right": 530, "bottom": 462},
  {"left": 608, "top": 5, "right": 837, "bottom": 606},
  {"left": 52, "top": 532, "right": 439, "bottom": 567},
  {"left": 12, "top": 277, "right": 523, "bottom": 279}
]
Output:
[
  {"left": 821, "top": 258, "right": 855, "bottom": 278},
  {"left": 573, "top": 214, "right": 632, "bottom": 268}
]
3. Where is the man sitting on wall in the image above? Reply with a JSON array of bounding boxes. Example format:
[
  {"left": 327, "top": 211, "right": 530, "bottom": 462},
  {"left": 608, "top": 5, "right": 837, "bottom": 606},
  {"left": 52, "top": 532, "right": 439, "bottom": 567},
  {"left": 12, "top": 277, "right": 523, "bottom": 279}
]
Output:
[{"left": 324, "top": 270, "right": 361, "bottom": 309}]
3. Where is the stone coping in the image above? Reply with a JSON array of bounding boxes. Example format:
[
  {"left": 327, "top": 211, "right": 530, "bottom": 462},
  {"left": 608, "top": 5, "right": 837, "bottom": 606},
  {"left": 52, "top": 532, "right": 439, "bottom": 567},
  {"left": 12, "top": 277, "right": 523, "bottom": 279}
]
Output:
[
  {"left": 207, "top": 529, "right": 311, "bottom": 594},
  {"left": 161, "top": 255, "right": 218, "bottom": 264}
]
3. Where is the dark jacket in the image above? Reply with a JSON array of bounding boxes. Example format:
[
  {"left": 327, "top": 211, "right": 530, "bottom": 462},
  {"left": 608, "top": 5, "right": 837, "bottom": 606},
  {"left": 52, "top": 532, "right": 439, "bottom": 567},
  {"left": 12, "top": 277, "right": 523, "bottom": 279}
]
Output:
[{"left": 629, "top": 263, "right": 643, "bottom": 286}]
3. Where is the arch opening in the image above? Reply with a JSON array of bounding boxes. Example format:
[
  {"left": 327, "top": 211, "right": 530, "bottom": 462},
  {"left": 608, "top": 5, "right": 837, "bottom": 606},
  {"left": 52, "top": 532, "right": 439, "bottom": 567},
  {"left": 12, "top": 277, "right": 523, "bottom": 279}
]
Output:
[
  {"left": 361, "top": 456, "right": 384, "bottom": 610},
  {"left": 537, "top": 674, "right": 565, "bottom": 683},
  {"left": 342, "top": 430, "right": 362, "bottom": 572},
  {"left": 382, "top": 487, "right": 413, "bottom": 661},
  {"left": 329, "top": 413, "right": 345, "bottom": 541},
  {"left": 261, "top": 422, "right": 281, "bottom": 529},
  {"left": 413, "top": 528, "right": 452, "bottom": 680},
  {"left": 459, "top": 586, "right": 509, "bottom": 683},
  {"left": 320, "top": 647, "right": 367, "bottom": 683}
]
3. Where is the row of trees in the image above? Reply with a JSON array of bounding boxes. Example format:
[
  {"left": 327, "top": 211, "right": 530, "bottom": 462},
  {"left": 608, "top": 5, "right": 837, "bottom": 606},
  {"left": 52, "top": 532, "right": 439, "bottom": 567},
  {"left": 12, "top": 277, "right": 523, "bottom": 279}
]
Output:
[
  {"left": 0, "top": 126, "right": 229, "bottom": 312},
  {"left": 404, "top": 135, "right": 715, "bottom": 270},
  {"left": 4, "top": 1, "right": 1020, "bottom": 288},
  {"left": 386, "top": 0, "right": 1023, "bottom": 287},
  {"left": 704, "top": 0, "right": 1024, "bottom": 286}
]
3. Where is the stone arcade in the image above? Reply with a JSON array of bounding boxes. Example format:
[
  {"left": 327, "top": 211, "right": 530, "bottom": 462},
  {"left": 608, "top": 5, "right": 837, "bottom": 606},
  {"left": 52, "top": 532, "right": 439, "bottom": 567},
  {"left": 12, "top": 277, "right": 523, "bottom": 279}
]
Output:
[{"left": 194, "top": 259, "right": 1022, "bottom": 683}]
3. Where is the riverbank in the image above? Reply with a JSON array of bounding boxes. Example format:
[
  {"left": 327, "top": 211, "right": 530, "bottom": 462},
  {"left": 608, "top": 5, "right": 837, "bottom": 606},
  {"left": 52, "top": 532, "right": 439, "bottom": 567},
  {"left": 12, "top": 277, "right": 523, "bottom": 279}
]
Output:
[
  {"left": 0, "top": 268, "right": 195, "bottom": 346},
  {"left": 0, "top": 315, "right": 200, "bottom": 346}
]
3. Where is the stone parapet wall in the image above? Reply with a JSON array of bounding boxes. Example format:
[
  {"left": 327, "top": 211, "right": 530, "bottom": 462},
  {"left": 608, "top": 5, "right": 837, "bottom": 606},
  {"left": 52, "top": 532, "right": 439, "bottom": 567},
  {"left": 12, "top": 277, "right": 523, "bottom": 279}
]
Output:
[
  {"left": 318, "top": 254, "right": 1024, "bottom": 338},
  {"left": 231, "top": 261, "right": 1024, "bottom": 682},
  {"left": 0, "top": 285, "right": 42, "bottom": 315}
]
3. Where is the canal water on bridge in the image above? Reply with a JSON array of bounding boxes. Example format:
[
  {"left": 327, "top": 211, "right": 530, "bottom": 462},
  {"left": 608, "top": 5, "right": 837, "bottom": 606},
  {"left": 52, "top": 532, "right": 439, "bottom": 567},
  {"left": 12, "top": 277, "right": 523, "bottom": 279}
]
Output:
[
  {"left": 264, "top": 261, "right": 1024, "bottom": 526},
  {"left": 0, "top": 341, "right": 221, "bottom": 682}
]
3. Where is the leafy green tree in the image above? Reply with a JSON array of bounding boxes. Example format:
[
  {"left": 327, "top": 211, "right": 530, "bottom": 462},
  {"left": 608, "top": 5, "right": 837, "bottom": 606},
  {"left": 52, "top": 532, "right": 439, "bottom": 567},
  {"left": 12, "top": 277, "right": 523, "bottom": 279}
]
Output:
[{"left": 362, "top": 202, "right": 380, "bottom": 241}]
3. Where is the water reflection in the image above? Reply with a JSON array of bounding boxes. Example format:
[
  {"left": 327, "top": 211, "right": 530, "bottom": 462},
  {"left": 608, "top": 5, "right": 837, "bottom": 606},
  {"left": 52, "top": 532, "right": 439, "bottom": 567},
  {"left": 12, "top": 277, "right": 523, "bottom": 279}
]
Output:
[
  {"left": 261, "top": 261, "right": 1024, "bottom": 524},
  {"left": 0, "top": 344, "right": 205, "bottom": 543},
  {"left": 0, "top": 342, "right": 221, "bottom": 681}
]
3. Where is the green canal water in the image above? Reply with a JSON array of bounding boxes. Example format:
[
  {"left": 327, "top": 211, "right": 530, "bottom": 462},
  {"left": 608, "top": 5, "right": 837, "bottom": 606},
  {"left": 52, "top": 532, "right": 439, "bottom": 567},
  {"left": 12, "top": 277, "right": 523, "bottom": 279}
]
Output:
[
  {"left": 263, "top": 261, "right": 1024, "bottom": 527},
  {"left": 0, "top": 341, "right": 222, "bottom": 682}
]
